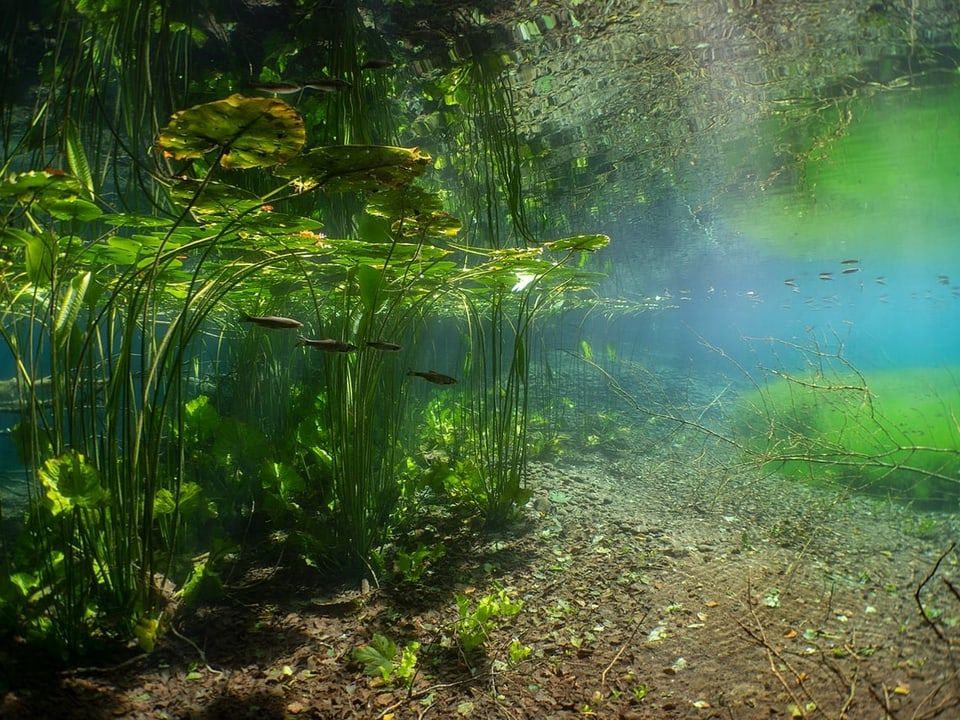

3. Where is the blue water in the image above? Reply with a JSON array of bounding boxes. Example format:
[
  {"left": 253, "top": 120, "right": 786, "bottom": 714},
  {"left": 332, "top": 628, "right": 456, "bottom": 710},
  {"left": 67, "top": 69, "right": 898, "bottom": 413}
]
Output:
[{"left": 654, "top": 246, "right": 960, "bottom": 375}]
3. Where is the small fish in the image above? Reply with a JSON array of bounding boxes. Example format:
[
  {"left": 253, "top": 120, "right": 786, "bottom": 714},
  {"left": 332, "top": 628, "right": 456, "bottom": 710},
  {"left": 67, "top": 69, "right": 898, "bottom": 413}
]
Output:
[
  {"left": 240, "top": 312, "right": 303, "bottom": 330},
  {"left": 819, "top": 272, "right": 833, "bottom": 280},
  {"left": 783, "top": 278, "right": 797, "bottom": 287},
  {"left": 841, "top": 259, "right": 860, "bottom": 265},
  {"left": 249, "top": 82, "right": 306, "bottom": 95},
  {"left": 875, "top": 276, "right": 886, "bottom": 285},
  {"left": 407, "top": 369, "right": 457, "bottom": 385},
  {"left": 841, "top": 267, "right": 861, "bottom": 274},
  {"left": 938, "top": 275, "right": 950, "bottom": 285},
  {"left": 303, "top": 78, "right": 352, "bottom": 92},
  {"left": 360, "top": 59, "right": 394, "bottom": 70},
  {"left": 297, "top": 336, "right": 357, "bottom": 353},
  {"left": 366, "top": 341, "right": 402, "bottom": 352}
]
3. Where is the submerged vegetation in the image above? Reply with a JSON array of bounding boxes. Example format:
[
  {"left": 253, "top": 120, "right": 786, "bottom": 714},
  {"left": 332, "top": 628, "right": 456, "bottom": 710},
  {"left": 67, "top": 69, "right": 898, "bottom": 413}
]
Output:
[
  {"left": 1, "top": 2, "right": 959, "bottom": 697},
  {"left": 0, "top": 1, "right": 607, "bottom": 656}
]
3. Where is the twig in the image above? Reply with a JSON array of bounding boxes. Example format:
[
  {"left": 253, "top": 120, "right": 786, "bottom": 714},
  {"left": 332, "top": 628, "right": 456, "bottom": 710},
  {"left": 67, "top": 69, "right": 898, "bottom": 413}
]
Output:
[
  {"left": 915, "top": 542, "right": 956, "bottom": 643},
  {"left": 601, "top": 611, "right": 647, "bottom": 686}
]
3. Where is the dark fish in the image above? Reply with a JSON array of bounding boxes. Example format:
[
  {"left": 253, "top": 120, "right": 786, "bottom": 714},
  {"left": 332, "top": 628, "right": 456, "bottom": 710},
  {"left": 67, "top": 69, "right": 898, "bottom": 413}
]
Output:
[
  {"left": 819, "top": 272, "right": 833, "bottom": 280},
  {"left": 361, "top": 59, "right": 394, "bottom": 70},
  {"left": 303, "top": 78, "right": 352, "bottom": 92},
  {"left": 841, "top": 267, "right": 861, "bottom": 274},
  {"left": 938, "top": 275, "right": 950, "bottom": 285},
  {"left": 240, "top": 312, "right": 303, "bottom": 330},
  {"left": 841, "top": 259, "right": 860, "bottom": 265},
  {"left": 297, "top": 336, "right": 358, "bottom": 353},
  {"left": 407, "top": 369, "right": 457, "bottom": 385},
  {"left": 875, "top": 276, "right": 886, "bottom": 285},
  {"left": 366, "top": 341, "right": 402, "bottom": 352},
  {"left": 783, "top": 278, "right": 797, "bottom": 287}
]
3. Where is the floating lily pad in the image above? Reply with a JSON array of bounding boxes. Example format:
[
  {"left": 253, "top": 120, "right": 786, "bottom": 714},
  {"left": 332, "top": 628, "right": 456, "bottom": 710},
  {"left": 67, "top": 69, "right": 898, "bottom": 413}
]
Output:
[
  {"left": 275, "top": 145, "right": 430, "bottom": 193},
  {"left": 0, "top": 169, "right": 102, "bottom": 220},
  {"left": 543, "top": 234, "right": 610, "bottom": 252},
  {"left": 365, "top": 187, "right": 461, "bottom": 237},
  {"left": 157, "top": 94, "right": 306, "bottom": 169},
  {"left": 167, "top": 177, "right": 265, "bottom": 219}
]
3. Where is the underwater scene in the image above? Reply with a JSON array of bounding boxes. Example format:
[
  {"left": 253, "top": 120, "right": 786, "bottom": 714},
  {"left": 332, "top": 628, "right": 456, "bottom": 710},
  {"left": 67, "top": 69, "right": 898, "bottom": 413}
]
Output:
[{"left": 1, "top": 1, "right": 960, "bottom": 718}]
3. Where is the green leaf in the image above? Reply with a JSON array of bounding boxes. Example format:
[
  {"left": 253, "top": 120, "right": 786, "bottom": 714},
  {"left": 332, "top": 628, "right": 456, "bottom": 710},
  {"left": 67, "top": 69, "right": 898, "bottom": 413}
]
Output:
[
  {"left": 40, "top": 450, "right": 105, "bottom": 513},
  {"left": 167, "top": 177, "right": 265, "bottom": 218},
  {"left": 275, "top": 145, "right": 431, "bottom": 193},
  {"left": 64, "top": 119, "right": 94, "bottom": 199},
  {"left": 260, "top": 461, "right": 306, "bottom": 500},
  {"left": 353, "top": 633, "right": 397, "bottom": 680},
  {"left": 20, "top": 229, "right": 56, "bottom": 287},
  {"left": 158, "top": 94, "right": 306, "bottom": 169},
  {"left": 543, "top": 234, "right": 610, "bottom": 252},
  {"left": 44, "top": 197, "right": 102, "bottom": 221},
  {"left": 184, "top": 395, "right": 221, "bottom": 443},
  {"left": 53, "top": 271, "right": 91, "bottom": 349},
  {"left": 365, "top": 187, "right": 461, "bottom": 237},
  {"left": 0, "top": 169, "right": 100, "bottom": 220},
  {"left": 357, "top": 264, "right": 382, "bottom": 315}
]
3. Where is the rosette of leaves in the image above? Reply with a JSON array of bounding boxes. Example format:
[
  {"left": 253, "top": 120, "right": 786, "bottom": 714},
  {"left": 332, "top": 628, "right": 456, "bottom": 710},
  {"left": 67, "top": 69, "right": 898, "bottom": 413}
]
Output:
[{"left": 157, "top": 94, "right": 306, "bottom": 169}]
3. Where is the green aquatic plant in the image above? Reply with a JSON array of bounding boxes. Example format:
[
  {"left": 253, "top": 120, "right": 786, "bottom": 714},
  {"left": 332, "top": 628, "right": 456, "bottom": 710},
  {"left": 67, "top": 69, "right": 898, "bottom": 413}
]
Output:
[
  {"left": 352, "top": 632, "right": 420, "bottom": 687},
  {"left": 454, "top": 587, "right": 523, "bottom": 654}
]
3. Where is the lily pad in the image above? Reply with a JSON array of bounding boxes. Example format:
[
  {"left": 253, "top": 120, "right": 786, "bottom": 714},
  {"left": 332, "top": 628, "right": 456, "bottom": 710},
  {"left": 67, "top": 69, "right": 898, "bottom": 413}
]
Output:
[
  {"left": 167, "top": 177, "right": 265, "bottom": 219},
  {"left": 157, "top": 94, "right": 306, "bottom": 169},
  {"left": 543, "top": 234, "right": 610, "bottom": 252},
  {"left": 365, "top": 187, "right": 462, "bottom": 237},
  {"left": 0, "top": 169, "right": 101, "bottom": 220},
  {"left": 275, "top": 145, "right": 431, "bottom": 193}
]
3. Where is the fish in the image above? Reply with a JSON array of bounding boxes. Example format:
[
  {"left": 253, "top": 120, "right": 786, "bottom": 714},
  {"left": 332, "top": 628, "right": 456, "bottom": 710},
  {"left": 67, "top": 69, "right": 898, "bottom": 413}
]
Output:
[
  {"left": 248, "top": 82, "right": 306, "bottom": 95},
  {"left": 841, "top": 259, "right": 860, "bottom": 265},
  {"left": 819, "top": 272, "right": 833, "bottom": 280},
  {"left": 407, "top": 369, "right": 457, "bottom": 385},
  {"left": 360, "top": 59, "right": 394, "bottom": 70},
  {"left": 303, "top": 78, "right": 352, "bottom": 92},
  {"left": 783, "top": 278, "right": 797, "bottom": 287},
  {"left": 250, "top": 78, "right": 352, "bottom": 94},
  {"left": 240, "top": 312, "right": 304, "bottom": 330},
  {"left": 366, "top": 341, "right": 402, "bottom": 352},
  {"left": 875, "top": 276, "right": 886, "bottom": 285},
  {"left": 297, "top": 336, "right": 358, "bottom": 352},
  {"left": 841, "top": 267, "right": 861, "bottom": 274},
  {"left": 938, "top": 275, "right": 950, "bottom": 285}
]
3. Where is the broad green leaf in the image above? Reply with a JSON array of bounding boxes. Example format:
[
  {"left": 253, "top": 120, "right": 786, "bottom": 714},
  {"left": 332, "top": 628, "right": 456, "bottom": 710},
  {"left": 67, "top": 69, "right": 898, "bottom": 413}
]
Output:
[
  {"left": 357, "top": 264, "right": 382, "bottom": 315},
  {"left": 53, "top": 271, "right": 91, "bottom": 349},
  {"left": 44, "top": 197, "right": 102, "bottom": 221},
  {"left": 21, "top": 230, "right": 56, "bottom": 287},
  {"left": 158, "top": 94, "right": 306, "bottom": 169},
  {"left": 40, "top": 450, "right": 105, "bottom": 513},
  {"left": 260, "top": 461, "right": 306, "bottom": 500},
  {"left": 64, "top": 118, "right": 94, "bottom": 199},
  {"left": 275, "top": 145, "right": 430, "bottom": 192},
  {"left": 543, "top": 234, "right": 610, "bottom": 252},
  {"left": 0, "top": 169, "right": 99, "bottom": 219},
  {"left": 167, "top": 177, "right": 265, "bottom": 218},
  {"left": 0, "top": 169, "right": 82, "bottom": 202},
  {"left": 100, "top": 213, "right": 173, "bottom": 228}
]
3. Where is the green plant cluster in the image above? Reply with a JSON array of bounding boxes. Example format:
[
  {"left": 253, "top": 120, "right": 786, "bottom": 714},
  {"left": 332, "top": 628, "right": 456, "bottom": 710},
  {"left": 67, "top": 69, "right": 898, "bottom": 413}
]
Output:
[{"left": 0, "top": 2, "right": 610, "bottom": 659}]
